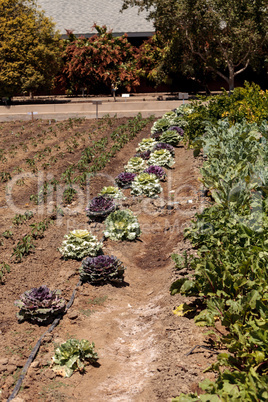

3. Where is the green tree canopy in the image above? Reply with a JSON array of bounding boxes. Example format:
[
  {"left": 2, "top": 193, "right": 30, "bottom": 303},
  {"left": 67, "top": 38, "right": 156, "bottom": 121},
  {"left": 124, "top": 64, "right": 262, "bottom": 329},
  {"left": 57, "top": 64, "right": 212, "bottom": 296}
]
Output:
[
  {"left": 0, "top": 0, "right": 61, "bottom": 98},
  {"left": 122, "top": 0, "right": 268, "bottom": 90}
]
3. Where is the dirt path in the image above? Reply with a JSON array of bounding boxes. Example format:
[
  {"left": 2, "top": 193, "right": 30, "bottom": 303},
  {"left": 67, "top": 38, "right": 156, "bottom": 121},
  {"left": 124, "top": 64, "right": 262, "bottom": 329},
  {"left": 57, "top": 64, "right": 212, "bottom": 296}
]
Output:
[{"left": 0, "top": 119, "right": 215, "bottom": 402}]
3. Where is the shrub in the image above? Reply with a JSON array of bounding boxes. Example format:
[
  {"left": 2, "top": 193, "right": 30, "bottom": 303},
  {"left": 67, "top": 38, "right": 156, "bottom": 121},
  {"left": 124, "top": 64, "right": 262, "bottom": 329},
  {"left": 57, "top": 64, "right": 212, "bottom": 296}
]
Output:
[
  {"left": 14, "top": 285, "right": 66, "bottom": 324},
  {"left": 131, "top": 173, "right": 162, "bottom": 197},
  {"left": 80, "top": 255, "right": 125, "bottom": 284},
  {"left": 104, "top": 209, "right": 141, "bottom": 241},
  {"left": 115, "top": 172, "right": 137, "bottom": 188},
  {"left": 124, "top": 157, "right": 147, "bottom": 173},
  {"left": 148, "top": 149, "right": 175, "bottom": 168},
  {"left": 144, "top": 165, "right": 166, "bottom": 181},
  {"left": 51, "top": 339, "right": 98, "bottom": 378},
  {"left": 59, "top": 229, "right": 103, "bottom": 260}
]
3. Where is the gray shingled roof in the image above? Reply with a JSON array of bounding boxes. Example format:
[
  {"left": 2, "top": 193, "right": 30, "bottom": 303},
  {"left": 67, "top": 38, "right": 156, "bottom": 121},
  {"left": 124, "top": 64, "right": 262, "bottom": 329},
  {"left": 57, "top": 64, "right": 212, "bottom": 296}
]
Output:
[{"left": 37, "top": 0, "right": 154, "bottom": 37}]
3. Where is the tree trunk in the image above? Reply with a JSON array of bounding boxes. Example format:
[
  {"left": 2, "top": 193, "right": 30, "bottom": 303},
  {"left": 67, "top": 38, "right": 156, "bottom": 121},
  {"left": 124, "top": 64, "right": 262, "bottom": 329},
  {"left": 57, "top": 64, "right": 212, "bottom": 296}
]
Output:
[{"left": 228, "top": 66, "right": 235, "bottom": 92}]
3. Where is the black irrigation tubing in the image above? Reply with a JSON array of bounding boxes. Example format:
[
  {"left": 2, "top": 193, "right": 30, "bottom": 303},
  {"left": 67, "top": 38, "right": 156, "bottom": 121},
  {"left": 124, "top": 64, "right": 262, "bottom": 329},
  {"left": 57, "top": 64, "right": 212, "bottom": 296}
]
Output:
[
  {"left": 7, "top": 279, "right": 82, "bottom": 402},
  {"left": 186, "top": 344, "right": 220, "bottom": 356}
]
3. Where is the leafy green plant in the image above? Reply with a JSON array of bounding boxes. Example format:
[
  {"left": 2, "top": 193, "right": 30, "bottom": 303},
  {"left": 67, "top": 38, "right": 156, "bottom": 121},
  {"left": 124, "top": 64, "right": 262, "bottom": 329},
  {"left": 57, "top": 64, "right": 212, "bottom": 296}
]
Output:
[
  {"left": 14, "top": 285, "right": 66, "bottom": 324},
  {"left": 98, "top": 186, "right": 125, "bottom": 200},
  {"left": 59, "top": 229, "right": 103, "bottom": 260},
  {"left": 148, "top": 149, "right": 175, "bottom": 168},
  {"left": 12, "top": 234, "right": 35, "bottom": 262},
  {"left": 79, "top": 255, "right": 125, "bottom": 284},
  {"left": 2, "top": 230, "right": 13, "bottom": 238},
  {"left": 104, "top": 209, "right": 141, "bottom": 241},
  {"left": 130, "top": 172, "right": 162, "bottom": 197},
  {"left": 51, "top": 339, "right": 98, "bottom": 378},
  {"left": 12, "top": 211, "right": 33, "bottom": 225},
  {"left": 124, "top": 157, "right": 147, "bottom": 173},
  {"left": 136, "top": 138, "right": 157, "bottom": 152}
]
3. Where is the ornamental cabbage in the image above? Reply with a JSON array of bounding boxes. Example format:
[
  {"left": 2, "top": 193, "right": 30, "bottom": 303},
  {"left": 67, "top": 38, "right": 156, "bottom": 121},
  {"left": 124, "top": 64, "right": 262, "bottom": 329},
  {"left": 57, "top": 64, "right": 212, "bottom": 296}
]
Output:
[
  {"left": 131, "top": 173, "right": 162, "bottom": 198},
  {"left": 134, "top": 150, "right": 151, "bottom": 160},
  {"left": 51, "top": 339, "right": 98, "bottom": 378},
  {"left": 104, "top": 209, "right": 141, "bottom": 241},
  {"left": 159, "top": 130, "right": 182, "bottom": 146},
  {"left": 136, "top": 138, "right": 157, "bottom": 152},
  {"left": 148, "top": 149, "right": 175, "bottom": 168},
  {"left": 14, "top": 285, "right": 66, "bottom": 324},
  {"left": 80, "top": 255, "right": 125, "bottom": 284},
  {"left": 169, "top": 126, "right": 184, "bottom": 137},
  {"left": 153, "top": 142, "right": 175, "bottom": 157},
  {"left": 86, "top": 196, "right": 115, "bottom": 220},
  {"left": 59, "top": 229, "right": 103, "bottom": 260},
  {"left": 124, "top": 157, "right": 147, "bottom": 173},
  {"left": 144, "top": 165, "right": 166, "bottom": 181},
  {"left": 115, "top": 172, "right": 137, "bottom": 188},
  {"left": 98, "top": 186, "right": 125, "bottom": 200}
]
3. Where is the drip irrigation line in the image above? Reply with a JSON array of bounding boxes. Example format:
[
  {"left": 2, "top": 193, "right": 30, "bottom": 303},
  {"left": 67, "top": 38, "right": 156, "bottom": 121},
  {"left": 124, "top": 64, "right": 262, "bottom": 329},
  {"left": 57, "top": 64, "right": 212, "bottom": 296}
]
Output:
[
  {"left": 7, "top": 280, "right": 82, "bottom": 402},
  {"left": 186, "top": 344, "right": 220, "bottom": 356}
]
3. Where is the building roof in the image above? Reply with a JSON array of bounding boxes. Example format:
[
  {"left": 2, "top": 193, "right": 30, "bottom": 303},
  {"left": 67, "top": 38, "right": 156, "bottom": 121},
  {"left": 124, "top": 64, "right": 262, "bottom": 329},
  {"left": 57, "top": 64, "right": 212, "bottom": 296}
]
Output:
[{"left": 37, "top": 0, "right": 154, "bottom": 37}]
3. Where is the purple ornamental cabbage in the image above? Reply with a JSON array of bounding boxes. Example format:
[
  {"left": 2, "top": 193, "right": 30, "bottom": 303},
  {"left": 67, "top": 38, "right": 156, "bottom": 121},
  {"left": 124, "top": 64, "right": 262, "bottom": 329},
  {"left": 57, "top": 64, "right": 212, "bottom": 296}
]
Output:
[
  {"left": 169, "top": 126, "right": 184, "bottom": 137},
  {"left": 153, "top": 142, "right": 175, "bottom": 157},
  {"left": 144, "top": 165, "right": 166, "bottom": 181},
  {"left": 134, "top": 150, "right": 151, "bottom": 160},
  {"left": 14, "top": 285, "right": 66, "bottom": 324},
  {"left": 115, "top": 172, "right": 137, "bottom": 188},
  {"left": 150, "top": 131, "right": 162, "bottom": 141},
  {"left": 80, "top": 255, "right": 125, "bottom": 283},
  {"left": 86, "top": 196, "right": 115, "bottom": 219}
]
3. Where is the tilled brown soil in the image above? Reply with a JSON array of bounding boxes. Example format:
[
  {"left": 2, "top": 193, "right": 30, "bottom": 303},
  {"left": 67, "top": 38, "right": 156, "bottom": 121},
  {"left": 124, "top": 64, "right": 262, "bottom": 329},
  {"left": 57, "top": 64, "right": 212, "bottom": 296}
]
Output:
[{"left": 0, "top": 117, "right": 216, "bottom": 402}]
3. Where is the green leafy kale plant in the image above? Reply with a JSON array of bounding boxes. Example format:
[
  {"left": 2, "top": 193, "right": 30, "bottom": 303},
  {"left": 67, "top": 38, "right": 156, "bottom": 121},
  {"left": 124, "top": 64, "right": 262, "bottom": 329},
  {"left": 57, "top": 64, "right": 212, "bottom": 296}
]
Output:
[
  {"left": 104, "top": 209, "right": 141, "bottom": 241},
  {"left": 59, "top": 229, "right": 103, "bottom": 260},
  {"left": 130, "top": 172, "right": 162, "bottom": 197},
  {"left": 51, "top": 339, "right": 98, "bottom": 378},
  {"left": 14, "top": 285, "right": 66, "bottom": 324}
]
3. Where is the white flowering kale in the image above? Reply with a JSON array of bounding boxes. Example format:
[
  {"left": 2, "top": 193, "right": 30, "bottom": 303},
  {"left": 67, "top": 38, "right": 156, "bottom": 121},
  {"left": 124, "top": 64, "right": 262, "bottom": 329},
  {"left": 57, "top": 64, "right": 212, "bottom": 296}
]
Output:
[
  {"left": 98, "top": 186, "right": 126, "bottom": 200},
  {"left": 104, "top": 209, "right": 141, "bottom": 241},
  {"left": 124, "top": 157, "right": 147, "bottom": 173},
  {"left": 59, "top": 229, "right": 103, "bottom": 260},
  {"left": 14, "top": 285, "right": 66, "bottom": 324},
  {"left": 148, "top": 149, "right": 175, "bottom": 168},
  {"left": 136, "top": 138, "right": 157, "bottom": 153},
  {"left": 51, "top": 339, "right": 98, "bottom": 378},
  {"left": 131, "top": 173, "right": 162, "bottom": 198}
]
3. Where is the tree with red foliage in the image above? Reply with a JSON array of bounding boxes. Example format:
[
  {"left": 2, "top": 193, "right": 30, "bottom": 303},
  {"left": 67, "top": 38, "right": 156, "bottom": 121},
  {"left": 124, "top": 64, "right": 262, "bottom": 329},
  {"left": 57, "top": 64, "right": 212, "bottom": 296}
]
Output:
[{"left": 58, "top": 25, "right": 140, "bottom": 95}]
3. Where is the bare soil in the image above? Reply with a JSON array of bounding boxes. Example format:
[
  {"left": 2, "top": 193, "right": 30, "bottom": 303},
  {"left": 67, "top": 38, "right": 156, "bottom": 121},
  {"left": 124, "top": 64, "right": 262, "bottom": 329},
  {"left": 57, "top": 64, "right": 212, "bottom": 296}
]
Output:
[{"left": 0, "top": 117, "right": 216, "bottom": 402}]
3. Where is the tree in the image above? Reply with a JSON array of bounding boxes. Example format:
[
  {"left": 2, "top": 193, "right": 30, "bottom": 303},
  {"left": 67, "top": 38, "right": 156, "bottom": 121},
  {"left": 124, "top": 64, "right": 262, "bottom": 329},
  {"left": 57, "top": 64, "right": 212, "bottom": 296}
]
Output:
[
  {"left": 0, "top": 0, "right": 61, "bottom": 98},
  {"left": 122, "top": 0, "right": 268, "bottom": 91},
  {"left": 58, "top": 25, "right": 140, "bottom": 95}
]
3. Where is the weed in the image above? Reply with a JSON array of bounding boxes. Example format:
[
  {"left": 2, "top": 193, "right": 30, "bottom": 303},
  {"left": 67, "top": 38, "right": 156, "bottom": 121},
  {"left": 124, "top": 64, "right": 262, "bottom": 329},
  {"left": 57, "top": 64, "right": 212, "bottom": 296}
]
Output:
[
  {"left": 63, "top": 186, "right": 77, "bottom": 204},
  {"left": 0, "top": 171, "right": 11, "bottom": 182},
  {"left": 12, "top": 211, "right": 33, "bottom": 225}
]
